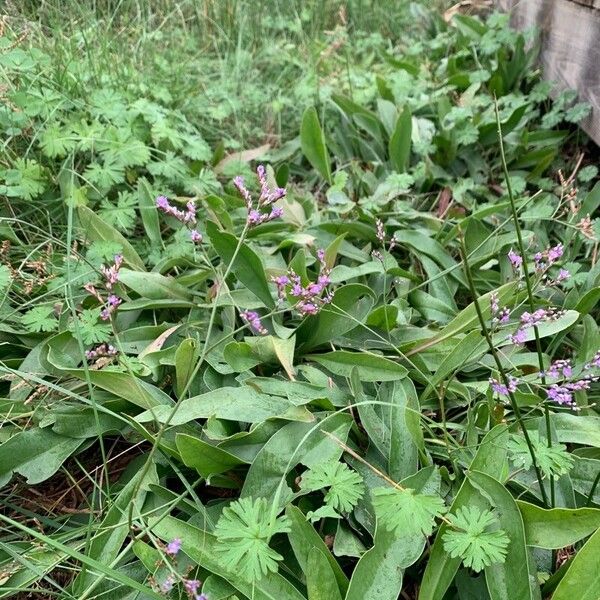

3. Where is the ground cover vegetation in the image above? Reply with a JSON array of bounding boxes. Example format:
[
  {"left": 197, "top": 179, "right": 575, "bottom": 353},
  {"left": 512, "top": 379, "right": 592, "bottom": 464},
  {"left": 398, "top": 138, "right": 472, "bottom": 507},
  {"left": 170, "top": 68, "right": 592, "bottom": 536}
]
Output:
[{"left": 0, "top": 1, "right": 599, "bottom": 599}]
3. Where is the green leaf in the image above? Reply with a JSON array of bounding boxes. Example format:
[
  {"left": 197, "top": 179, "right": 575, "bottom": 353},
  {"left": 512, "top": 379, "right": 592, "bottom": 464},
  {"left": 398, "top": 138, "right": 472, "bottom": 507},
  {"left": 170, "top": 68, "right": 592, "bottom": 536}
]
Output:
[
  {"left": 21, "top": 306, "right": 58, "bottom": 333},
  {"left": 517, "top": 501, "right": 600, "bottom": 549},
  {"left": 552, "top": 526, "right": 600, "bottom": 600},
  {"left": 407, "top": 282, "right": 517, "bottom": 355},
  {"left": 308, "top": 350, "right": 407, "bottom": 382},
  {"left": 206, "top": 220, "right": 275, "bottom": 308},
  {"left": 98, "top": 191, "right": 137, "bottom": 233},
  {"left": 150, "top": 515, "right": 305, "bottom": 600},
  {"left": 78, "top": 206, "right": 145, "bottom": 271},
  {"left": 389, "top": 105, "right": 412, "bottom": 172},
  {"left": 69, "top": 308, "right": 112, "bottom": 344},
  {"left": 300, "top": 106, "right": 332, "bottom": 184},
  {"left": 0, "top": 428, "right": 82, "bottom": 486},
  {"left": 0, "top": 264, "right": 12, "bottom": 291},
  {"left": 306, "top": 547, "right": 343, "bottom": 600},
  {"left": 508, "top": 432, "right": 574, "bottom": 479},
  {"left": 296, "top": 283, "right": 376, "bottom": 351},
  {"left": 175, "top": 338, "right": 196, "bottom": 396},
  {"left": 119, "top": 269, "right": 192, "bottom": 301},
  {"left": 442, "top": 506, "right": 509, "bottom": 573},
  {"left": 286, "top": 504, "right": 349, "bottom": 596},
  {"left": 372, "top": 486, "right": 446, "bottom": 537},
  {"left": 175, "top": 433, "right": 246, "bottom": 478},
  {"left": 346, "top": 467, "right": 440, "bottom": 600},
  {"left": 300, "top": 460, "right": 364, "bottom": 512},
  {"left": 134, "top": 385, "right": 312, "bottom": 425},
  {"left": 137, "top": 178, "right": 162, "bottom": 247},
  {"left": 467, "top": 471, "right": 538, "bottom": 599},
  {"left": 213, "top": 497, "right": 291, "bottom": 581},
  {"left": 241, "top": 413, "right": 352, "bottom": 503},
  {"left": 419, "top": 425, "right": 510, "bottom": 600}
]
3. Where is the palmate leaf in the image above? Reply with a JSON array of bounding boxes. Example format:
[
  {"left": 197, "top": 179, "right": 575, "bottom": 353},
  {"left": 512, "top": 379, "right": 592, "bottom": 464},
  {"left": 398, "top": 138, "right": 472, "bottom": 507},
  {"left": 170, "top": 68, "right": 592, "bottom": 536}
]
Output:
[
  {"left": 214, "top": 497, "right": 291, "bottom": 582},
  {"left": 442, "top": 506, "right": 509, "bottom": 572},
  {"left": 507, "top": 433, "right": 574, "bottom": 478},
  {"left": 21, "top": 306, "right": 58, "bottom": 333},
  {"left": 300, "top": 460, "right": 364, "bottom": 513},
  {"left": 98, "top": 192, "right": 137, "bottom": 233},
  {"left": 372, "top": 486, "right": 446, "bottom": 537},
  {"left": 69, "top": 308, "right": 112, "bottom": 344},
  {"left": 0, "top": 158, "right": 47, "bottom": 200}
]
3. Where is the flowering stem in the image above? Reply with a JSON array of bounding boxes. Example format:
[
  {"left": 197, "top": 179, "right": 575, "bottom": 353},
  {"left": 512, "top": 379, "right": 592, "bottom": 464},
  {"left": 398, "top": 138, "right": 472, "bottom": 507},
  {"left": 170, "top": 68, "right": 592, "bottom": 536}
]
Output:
[
  {"left": 495, "top": 100, "right": 555, "bottom": 506},
  {"left": 459, "top": 235, "right": 549, "bottom": 507}
]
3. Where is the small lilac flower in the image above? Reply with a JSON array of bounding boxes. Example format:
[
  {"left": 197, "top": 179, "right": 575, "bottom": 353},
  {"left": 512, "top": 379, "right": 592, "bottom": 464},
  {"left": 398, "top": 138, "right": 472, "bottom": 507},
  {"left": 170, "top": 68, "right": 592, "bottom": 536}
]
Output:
[
  {"left": 100, "top": 308, "right": 111, "bottom": 321},
  {"left": 498, "top": 307, "right": 511, "bottom": 324},
  {"left": 509, "top": 328, "right": 527, "bottom": 345},
  {"left": 585, "top": 351, "right": 600, "bottom": 369},
  {"left": 297, "top": 301, "right": 319, "bottom": 315},
  {"left": 490, "top": 292, "right": 499, "bottom": 316},
  {"left": 233, "top": 166, "right": 286, "bottom": 226},
  {"left": 165, "top": 538, "right": 181, "bottom": 556},
  {"left": 547, "top": 384, "right": 573, "bottom": 406},
  {"left": 490, "top": 376, "right": 518, "bottom": 397},
  {"left": 372, "top": 249, "right": 384, "bottom": 263},
  {"left": 107, "top": 294, "right": 121, "bottom": 307},
  {"left": 190, "top": 229, "right": 203, "bottom": 243},
  {"left": 156, "top": 196, "right": 170, "bottom": 210},
  {"left": 547, "top": 243, "right": 564, "bottom": 264},
  {"left": 184, "top": 579, "right": 201, "bottom": 595},
  {"left": 161, "top": 576, "right": 174, "bottom": 593},
  {"left": 556, "top": 268, "right": 570, "bottom": 282},
  {"left": 547, "top": 359, "right": 573, "bottom": 379},
  {"left": 508, "top": 249, "right": 522, "bottom": 269},
  {"left": 376, "top": 219, "right": 385, "bottom": 243},
  {"left": 240, "top": 310, "right": 268, "bottom": 335}
]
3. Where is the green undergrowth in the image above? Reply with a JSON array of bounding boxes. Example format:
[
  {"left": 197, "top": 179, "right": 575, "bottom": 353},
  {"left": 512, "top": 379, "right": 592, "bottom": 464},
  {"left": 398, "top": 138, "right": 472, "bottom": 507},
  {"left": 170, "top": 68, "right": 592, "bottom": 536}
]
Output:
[{"left": 0, "top": 3, "right": 599, "bottom": 600}]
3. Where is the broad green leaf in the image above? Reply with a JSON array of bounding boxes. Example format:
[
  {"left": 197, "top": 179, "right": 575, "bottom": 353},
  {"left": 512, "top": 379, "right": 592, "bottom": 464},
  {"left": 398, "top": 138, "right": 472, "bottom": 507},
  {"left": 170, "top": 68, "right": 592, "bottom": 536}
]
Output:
[
  {"left": 286, "top": 505, "right": 349, "bottom": 596},
  {"left": 346, "top": 467, "right": 440, "bottom": 600},
  {"left": 419, "top": 425, "right": 510, "bottom": 600},
  {"left": 241, "top": 413, "right": 352, "bottom": 503},
  {"left": 206, "top": 221, "right": 275, "bottom": 308},
  {"left": 137, "top": 177, "right": 162, "bottom": 247},
  {"left": 552, "top": 526, "right": 600, "bottom": 600},
  {"left": 135, "top": 386, "right": 312, "bottom": 425},
  {"left": 408, "top": 282, "right": 517, "bottom": 356},
  {"left": 175, "top": 338, "right": 197, "bottom": 397},
  {"left": 119, "top": 269, "right": 192, "bottom": 301},
  {"left": 150, "top": 516, "right": 306, "bottom": 600},
  {"left": 296, "top": 283, "right": 376, "bottom": 351},
  {"left": 77, "top": 205, "right": 145, "bottom": 271},
  {"left": 176, "top": 433, "right": 247, "bottom": 478},
  {"left": 308, "top": 350, "right": 407, "bottom": 382},
  {"left": 301, "top": 106, "right": 332, "bottom": 183},
  {"left": 307, "top": 547, "right": 342, "bottom": 600},
  {"left": 468, "top": 471, "right": 539, "bottom": 600},
  {"left": 0, "top": 428, "right": 82, "bottom": 486},
  {"left": 223, "top": 341, "right": 262, "bottom": 372},
  {"left": 517, "top": 501, "right": 600, "bottom": 548},
  {"left": 389, "top": 105, "right": 412, "bottom": 172}
]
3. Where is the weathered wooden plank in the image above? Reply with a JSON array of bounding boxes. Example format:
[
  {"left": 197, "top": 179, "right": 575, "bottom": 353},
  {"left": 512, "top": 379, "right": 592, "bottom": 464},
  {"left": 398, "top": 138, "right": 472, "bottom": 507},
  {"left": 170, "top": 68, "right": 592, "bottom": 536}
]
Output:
[{"left": 498, "top": 0, "right": 600, "bottom": 145}]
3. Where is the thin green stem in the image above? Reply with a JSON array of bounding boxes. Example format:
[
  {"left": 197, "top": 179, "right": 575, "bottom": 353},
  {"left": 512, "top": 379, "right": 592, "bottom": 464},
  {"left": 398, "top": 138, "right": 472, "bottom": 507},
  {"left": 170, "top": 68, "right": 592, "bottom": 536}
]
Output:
[
  {"left": 459, "top": 235, "right": 549, "bottom": 507},
  {"left": 495, "top": 99, "right": 555, "bottom": 506}
]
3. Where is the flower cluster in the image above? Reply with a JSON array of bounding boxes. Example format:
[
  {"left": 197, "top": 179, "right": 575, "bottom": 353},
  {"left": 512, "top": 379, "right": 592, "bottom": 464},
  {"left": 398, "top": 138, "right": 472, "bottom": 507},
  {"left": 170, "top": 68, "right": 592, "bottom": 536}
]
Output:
[
  {"left": 240, "top": 310, "right": 268, "bottom": 335},
  {"left": 156, "top": 196, "right": 202, "bottom": 244},
  {"left": 234, "top": 165, "right": 286, "bottom": 226},
  {"left": 84, "top": 254, "right": 123, "bottom": 321},
  {"left": 150, "top": 538, "right": 207, "bottom": 599},
  {"left": 490, "top": 291, "right": 510, "bottom": 325},
  {"left": 85, "top": 343, "right": 117, "bottom": 360},
  {"left": 508, "top": 307, "right": 565, "bottom": 345},
  {"left": 372, "top": 218, "right": 396, "bottom": 262},
  {"left": 585, "top": 351, "right": 600, "bottom": 369},
  {"left": 545, "top": 359, "right": 573, "bottom": 379},
  {"left": 489, "top": 376, "right": 518, "bottom": 397},
  {"left": 507, "top": 245, "right": 569, "bottom": 285},
  {"left": 546, "top": 377, "right": 597, "bottom": 407},
  {"left": 272, "top": 249, "right": 334, "bottom": 316}
]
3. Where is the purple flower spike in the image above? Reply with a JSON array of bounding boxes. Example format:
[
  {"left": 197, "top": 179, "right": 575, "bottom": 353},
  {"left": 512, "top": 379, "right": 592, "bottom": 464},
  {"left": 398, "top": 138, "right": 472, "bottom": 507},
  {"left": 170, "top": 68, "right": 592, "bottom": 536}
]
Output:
[
  {"left": 240, "top": 310, "right": 268, "bottom": 335},
  {"left": 508, "top": 249, "right": 522, "bottom": 269},
  {"left": 509, "top": 328, "right": 527, "bottom": 345},
  {"left": 156, "top": 196, "right": 170, "bottom": 210},
  {"left": 547, "top": 243, "right": 564, "bottom": 264},
  {"left": 190, "top": 229, "right": 203, "bottom": 243},
  {"left": 165, "top": 538, "right": 182, "bottom": 556}
]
